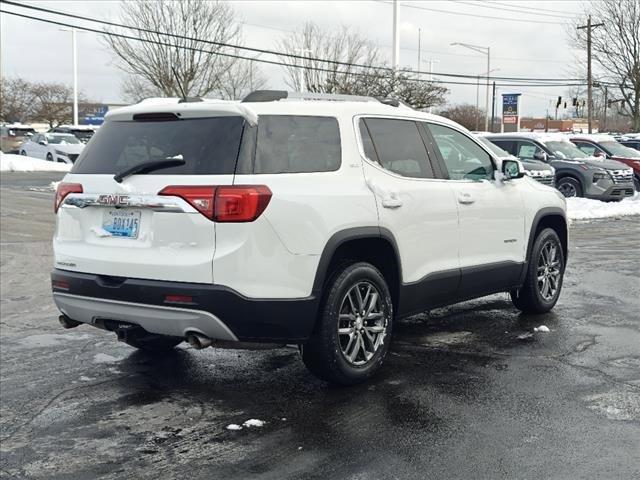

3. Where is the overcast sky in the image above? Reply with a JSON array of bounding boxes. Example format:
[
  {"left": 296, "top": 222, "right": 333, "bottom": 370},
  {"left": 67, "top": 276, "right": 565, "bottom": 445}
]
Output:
[{"left": 1, "top": 0, "right": 590, "bottom": 116}]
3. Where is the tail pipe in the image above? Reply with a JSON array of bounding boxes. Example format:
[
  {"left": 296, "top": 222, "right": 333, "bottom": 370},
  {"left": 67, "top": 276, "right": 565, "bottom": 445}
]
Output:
[
  {"left": 59, "top": 314, "right": 82, "bottom": 329},
  {"left": 187, "top": 332, "right": 214, "bottom": 349}
]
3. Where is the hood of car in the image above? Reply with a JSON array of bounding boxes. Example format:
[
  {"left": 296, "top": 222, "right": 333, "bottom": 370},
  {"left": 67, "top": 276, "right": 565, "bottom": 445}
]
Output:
[
  {"left": 580, "top": 157, "right": 630, "bottom": 170},
  {"left": 52, "top": 144, "right": 84, "bottom": 155}
]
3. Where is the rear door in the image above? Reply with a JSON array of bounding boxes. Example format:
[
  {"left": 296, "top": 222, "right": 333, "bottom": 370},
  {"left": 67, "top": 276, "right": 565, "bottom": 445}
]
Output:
[
  {"left": 54, "top": 113, "right": 245, "bottom": 284},
  {"left": 358, "top": 116, "right": 460, "bottom": 314}
]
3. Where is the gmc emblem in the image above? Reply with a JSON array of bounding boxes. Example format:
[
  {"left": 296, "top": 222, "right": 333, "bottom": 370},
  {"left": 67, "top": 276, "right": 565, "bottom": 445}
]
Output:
[{"left": 97, "top": 194, "right": 130, "bottom": 206}]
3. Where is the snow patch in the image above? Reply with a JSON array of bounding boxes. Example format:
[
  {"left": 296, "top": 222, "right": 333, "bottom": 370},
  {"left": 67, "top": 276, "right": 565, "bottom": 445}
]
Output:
[
  {"left": 534, "top": 325, "right": 550, "bottom": 333},
  {"left": 79, "top": 376, "right": 94, "bottom": 382},
  {"left": 92, "top": 353, "right": 124, "bottom": 364},
  {"left": 0, "top": 153, "right": 72, "bottom": 172},
  {"left": 226, "top": 424, "right": 242, "bottom": 431},
  {"left": 567, "top": 195, "right": 640, "bottom": 221},
  {"left": 243, "top": 419, "right": 265, "bottom": 428}
]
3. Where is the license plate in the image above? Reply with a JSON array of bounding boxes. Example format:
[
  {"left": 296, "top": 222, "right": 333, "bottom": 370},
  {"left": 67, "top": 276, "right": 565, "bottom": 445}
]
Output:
[{"left": 102, "top": 209, "right": 141, "bottom": 238}]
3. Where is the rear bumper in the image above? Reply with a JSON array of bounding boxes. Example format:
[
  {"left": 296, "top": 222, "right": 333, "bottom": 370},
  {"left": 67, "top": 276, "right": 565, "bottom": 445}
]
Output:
[{"left": 51, "top": 269, "right": 319, "bottom": 343}]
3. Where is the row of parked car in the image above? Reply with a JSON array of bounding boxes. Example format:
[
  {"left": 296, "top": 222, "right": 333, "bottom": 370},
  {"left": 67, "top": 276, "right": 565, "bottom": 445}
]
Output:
[
  {"left": 0, "top": 123, "right": 97, "bottom": 163},
  {"left": 477, "top": 132, "right": 639, "bottom": 200}
]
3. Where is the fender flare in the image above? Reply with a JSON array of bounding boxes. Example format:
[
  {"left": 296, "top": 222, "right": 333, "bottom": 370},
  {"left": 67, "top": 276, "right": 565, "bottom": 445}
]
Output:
[{"left": 519, "top": 207, "right": 567, "bottom": 285}]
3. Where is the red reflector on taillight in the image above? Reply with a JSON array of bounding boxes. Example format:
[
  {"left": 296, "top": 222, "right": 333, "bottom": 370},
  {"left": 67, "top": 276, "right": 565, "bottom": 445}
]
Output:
[
  {"left": 164, "top": 294, "right": 193, "bottom": 304},
  {"left": 54, "top": 183, "right": 83, "bottom": 213},
  {"left": 52, "top": 279, "right": 70, "bottom": 290},
  {"left": 158, "top": 185, "right": 216, "bottom": 219},
  {"left": 214, "top": 185, "right": 272, "bottom": 222}
]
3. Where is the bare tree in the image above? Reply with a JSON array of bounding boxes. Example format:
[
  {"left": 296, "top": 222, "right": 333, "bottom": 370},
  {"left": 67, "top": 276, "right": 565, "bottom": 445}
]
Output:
[
  {"left": 438, "top": 104, "right": 485, "bottom": 131},
  {"left": 216, "top": 54, "right": 268, "bottom": 100},
  {"left": 570, "top": 0, "right": 640, "bottom": 130},
  {"left": 103, "top": 0, "right": 243, "bottom": 98},
  {"left": 0, "top": 77, "right": 38, "bottom": 123},
  {"left": 277, "top": 22, "right": 383, "bottom": 93}
]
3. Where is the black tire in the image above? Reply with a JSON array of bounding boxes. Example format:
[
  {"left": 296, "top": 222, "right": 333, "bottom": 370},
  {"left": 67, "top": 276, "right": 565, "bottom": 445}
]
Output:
[
  {"left": 634, "top": 176, "right": 640, "bottom": 193},
  {"left": 511, "top": 228, "right": 565, "bottom": 314},
  {"left": 20, "top": 150, "right": 27, "bottom": 156},
  {"left": 46, "top": 153, "right": 54, "bottom": 162},
  {"left": 556, "top": 177, "right": 583, "bottom": 198},
  {"left": 302, "top": 262, "right": 393, "bottom": 385},
  {"left": 123, "top": 335, "right": 182, "bottom": 352}
]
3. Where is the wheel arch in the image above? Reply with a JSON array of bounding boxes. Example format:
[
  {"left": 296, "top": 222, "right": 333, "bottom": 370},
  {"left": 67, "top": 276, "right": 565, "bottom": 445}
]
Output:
[
  {"left": 312, "top": 227, "right": 402, "bottom": 311},
  {"left": 522, "top": 208, "right": 568, "bottom": 284}
]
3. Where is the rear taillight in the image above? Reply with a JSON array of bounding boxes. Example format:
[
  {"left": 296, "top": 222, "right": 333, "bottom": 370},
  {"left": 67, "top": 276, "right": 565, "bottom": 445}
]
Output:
[
  {"left": 54, "top": 182, "right": 83, "bottom": 213},
  {"left": 158, "top": 185, "right": 216, "bottom": 219},
  {"left": 214, "top": 185, "right": 272, "bottom": 222},
  {"left": 158, "top": 185, "right": 272, "bottom": 222}
]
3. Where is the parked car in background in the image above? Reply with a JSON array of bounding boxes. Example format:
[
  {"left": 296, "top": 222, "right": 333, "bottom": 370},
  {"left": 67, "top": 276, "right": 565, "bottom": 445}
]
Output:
[
  {"left": 486, "top": 132, "right": 634, "bottom": 200},
  {"left": 1, "top": 124, "right": 36, "bottom": 153},
  {"left": 476, "top": 135, "right": 555, "bottom": 187},
  {"left": 49, "top": 125, "right": 98, "bottom": 144},
  {"left": 569, "top": 134, "right": 640, "bottom": 192},
  {"left": 620, "top": 139, "right": 640, "bottom": 152},
  {"left": 19, "top": 132, "right": 85, "bottom": 164}
]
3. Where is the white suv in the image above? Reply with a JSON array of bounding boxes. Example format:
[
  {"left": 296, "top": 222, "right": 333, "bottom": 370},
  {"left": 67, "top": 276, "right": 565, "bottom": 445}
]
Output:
[{"left": 52, "top": 91, "right": 568, "bottom": 385}]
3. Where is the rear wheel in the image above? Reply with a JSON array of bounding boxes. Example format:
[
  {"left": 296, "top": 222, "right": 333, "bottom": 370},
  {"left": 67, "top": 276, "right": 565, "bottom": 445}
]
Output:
[
  {"left": 20, "top": 150, "right": 27, "bottom": 156},
  {"left": 556, "top": 177, "right": 582, "bottom": 198},
  {"left": 46, "top": 153, "right": 54, "bottom": 162},
  {"left": 511, "top": 228, "right": 565, "bottom": 314},
  {"left": 123, "top": 335, "right": 182, "bottom": 352},
  {"left": 302, "top": 262, "right": 393, "bottom": 385}
]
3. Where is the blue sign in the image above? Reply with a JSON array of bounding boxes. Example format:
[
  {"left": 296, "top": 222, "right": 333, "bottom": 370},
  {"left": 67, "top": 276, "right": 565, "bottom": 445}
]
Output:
[
  {"left": 80, "top": 105, "right": 109, "bottom": 125},
  {"left": 502, "top": 93, "right": 521, "bottom": 117}
]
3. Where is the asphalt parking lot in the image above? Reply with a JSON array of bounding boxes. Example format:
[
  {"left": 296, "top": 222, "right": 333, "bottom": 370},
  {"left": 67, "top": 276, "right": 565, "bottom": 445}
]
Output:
[{"left": 1, "top": 172, "right": 639, "bottom": 480}]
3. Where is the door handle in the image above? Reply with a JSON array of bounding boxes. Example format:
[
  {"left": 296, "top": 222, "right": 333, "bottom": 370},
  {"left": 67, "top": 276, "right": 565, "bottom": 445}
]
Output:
[
  {"left": 457, "top": 192, "right": 475, "bottom": 205},
  {"left": 382, "top": 197, "right": 403, "bottom": 209}
]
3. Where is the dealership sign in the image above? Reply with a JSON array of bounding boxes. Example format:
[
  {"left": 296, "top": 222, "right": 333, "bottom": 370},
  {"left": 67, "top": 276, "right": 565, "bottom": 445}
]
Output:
[{"left": 502, "top": 93, "right": 521, "bottom": 131}]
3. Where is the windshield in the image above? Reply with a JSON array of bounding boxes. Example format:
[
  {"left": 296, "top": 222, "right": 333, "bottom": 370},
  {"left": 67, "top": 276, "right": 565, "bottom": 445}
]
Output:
[
  {"left": 72, "top": 116, "right": 245, "bottom": 175},
  {"left": 46, "top": 134, "right": 81, "bottom": 145},
  {"left": 545, "top": 141, "right": 587, "bottom": 159},
  {"left": 477, "top": 136, "right": 510, "bottom": 157},
  {"left": 601, "top": 141, "right": 640, "bottom": 158}
]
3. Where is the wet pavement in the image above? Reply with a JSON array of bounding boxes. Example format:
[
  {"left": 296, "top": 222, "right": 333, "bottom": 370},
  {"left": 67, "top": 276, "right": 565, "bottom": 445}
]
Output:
[{"left": 1, "top": 172, "right": 639, "bottom": 479}]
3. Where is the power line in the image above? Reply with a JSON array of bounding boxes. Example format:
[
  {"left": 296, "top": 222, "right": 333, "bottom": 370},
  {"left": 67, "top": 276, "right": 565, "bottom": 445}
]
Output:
[
  {"left": 370, "top": 0, "right": 567, "bottom": 25},
  {"left": 452, "top": 0, "right": 574, "bottom": 19},
  {"left": 0, "top": 1, "right": 585, "bottom": 84},
  {"left": 0, "top": 8, "right": 586, "bottom": 90},
  {"left": 482, "top": 1, "right": 576, "bottom": 16}
]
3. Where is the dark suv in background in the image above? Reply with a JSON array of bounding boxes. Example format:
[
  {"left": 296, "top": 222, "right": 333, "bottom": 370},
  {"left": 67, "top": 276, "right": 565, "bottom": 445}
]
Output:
[
  {"left": 569, "top": 134, "right": 640, "bottom": 192},
  {"left": 486, "top": 133, "right": 634, "bottom": 200},
  {"left": 49, "top": 125, "right": 97, "bottom": 144}
]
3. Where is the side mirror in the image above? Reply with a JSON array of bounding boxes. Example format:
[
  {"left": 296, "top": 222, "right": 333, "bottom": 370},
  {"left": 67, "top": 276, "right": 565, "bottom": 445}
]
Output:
[
  {"left": 38, "top": 140, "right": 47, "bottom": 146},
  {"left": 533, "top": 150, "right": 548, "bottom": 161},
  {"left": 25, "top": 132, "right": 33, "bottom": 137},
  {"left": 594, "top": 151, "right": 606, "bottom": 158},
  {"left": 502, "top": 159, "right": 526, "bottom": 180}
]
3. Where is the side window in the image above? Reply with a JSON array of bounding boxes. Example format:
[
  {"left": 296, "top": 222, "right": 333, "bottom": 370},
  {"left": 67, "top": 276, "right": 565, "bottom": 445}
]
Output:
[
  {"left": 32, "top": 134, "right": 41, "bottom": 143},
  {"left": 254, "top": 115, "right": 341, "bottom": 174},
  {"left": 491, "top": 140, "right": 516, "bottom": 155},
  {"left": 517, "top": 141, "right": 541, "bottom": 160},
  {"left": 358, "top": 120, "right": 379, "bottom": 164},
  {"left": 428, "top": 123, "right": 494, "bottom": 181},
  {"left": 362, "top": 118, "right": 434, "bottom": 178},
  {"left": 573, "top": 142, "right": 596, "bottom": 156}
]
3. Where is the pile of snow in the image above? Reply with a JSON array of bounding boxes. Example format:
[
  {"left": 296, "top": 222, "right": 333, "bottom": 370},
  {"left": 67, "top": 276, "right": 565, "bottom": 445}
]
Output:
[
  {"left": 0, "top": 153, "right": 71, "bottom": 172},
  {"left": 226, "top": 419, "right": 266, "bottom": 431},
  {"left": 567, "top": 195, "right": 640, "bottom": 221},
  {"left": 533, "top": 325, "right": 550, "bottom": 333}
]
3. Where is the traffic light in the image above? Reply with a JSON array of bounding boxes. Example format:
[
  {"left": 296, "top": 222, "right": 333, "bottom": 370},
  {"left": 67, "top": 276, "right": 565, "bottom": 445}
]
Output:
[
  {"left": 556, "top": 96, "right": 562, "bottom": 108},
  {"left": 572, "top": 98, "right": 578, "bottom": 106}
]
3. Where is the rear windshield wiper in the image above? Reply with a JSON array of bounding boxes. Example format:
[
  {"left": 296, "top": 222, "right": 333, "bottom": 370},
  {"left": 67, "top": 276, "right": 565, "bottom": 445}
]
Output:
[{"left": 113, "top": 155, "right": 186, "bottom": 183}]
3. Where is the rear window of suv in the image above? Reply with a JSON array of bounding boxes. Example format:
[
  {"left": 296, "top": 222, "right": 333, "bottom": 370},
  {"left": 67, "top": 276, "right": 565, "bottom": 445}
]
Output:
[
  {"left": 72, "top": 117, "right": 245, "bottom": 175},
  {"left": 72, "top": 114, "right": 341, "bottom": 175}
]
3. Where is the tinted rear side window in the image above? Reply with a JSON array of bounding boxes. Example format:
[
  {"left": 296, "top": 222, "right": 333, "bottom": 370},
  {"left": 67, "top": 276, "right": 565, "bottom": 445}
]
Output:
[
  {"left": 72, "top": 116, "right": 245, "bottom": 175},
  {"left": 489, "top": 139, "right": 516, "bottom": 155},
  {"left": 363, "top": 118, "right": 434, "bottom": 178},
  {"left": 253, "top": 115, "right": 341, "bottom": 174}
]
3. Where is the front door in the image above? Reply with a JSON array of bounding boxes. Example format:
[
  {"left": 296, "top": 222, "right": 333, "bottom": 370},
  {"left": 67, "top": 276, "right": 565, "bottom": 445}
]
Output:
[{"left": 426, "top": 123, "right": 526, "bottom": 296}]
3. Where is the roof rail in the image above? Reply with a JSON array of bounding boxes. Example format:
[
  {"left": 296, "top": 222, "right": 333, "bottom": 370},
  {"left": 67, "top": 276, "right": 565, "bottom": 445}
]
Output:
[
  {"left": 241, "top": 90, "right": 404, "bottom": 108},
  {"left": 178, "top": 97, "right": 204, "bottom": 104}
]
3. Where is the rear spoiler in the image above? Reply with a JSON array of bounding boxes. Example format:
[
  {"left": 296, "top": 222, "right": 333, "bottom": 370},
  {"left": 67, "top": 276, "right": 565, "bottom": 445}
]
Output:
[{"left": 105, "top": 100, "right": 257, "bottom": 127}]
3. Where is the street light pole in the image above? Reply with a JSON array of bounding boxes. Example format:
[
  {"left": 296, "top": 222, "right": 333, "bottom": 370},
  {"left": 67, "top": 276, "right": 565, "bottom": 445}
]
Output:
[
  {"left": 392, "top": 0, "right": 400, "bottom": 72},
  {"left": 60, "top": 27, "right": 79, "bottom": 125}
]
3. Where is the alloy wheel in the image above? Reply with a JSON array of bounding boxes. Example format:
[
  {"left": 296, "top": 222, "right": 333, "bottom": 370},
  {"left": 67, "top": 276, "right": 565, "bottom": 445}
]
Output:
[
  {"left": 338, "top": 281, "right": 387, "bottom": 366},
  {"left": 558, "top": 181, "right": 576, "bottom": 198},
  {"left": 537, "top": 240, "right": 562, "bottom": 301}
]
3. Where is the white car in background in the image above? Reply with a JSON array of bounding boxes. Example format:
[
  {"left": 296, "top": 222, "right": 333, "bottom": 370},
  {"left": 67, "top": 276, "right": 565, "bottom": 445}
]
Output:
[{"left": 20, "top": 132, "right": 85, "bottom": 164}]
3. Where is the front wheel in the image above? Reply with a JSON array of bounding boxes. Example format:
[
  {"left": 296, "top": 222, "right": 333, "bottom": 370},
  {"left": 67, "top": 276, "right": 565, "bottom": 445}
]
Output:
[
  {"left": 20, "top": 150, "right": 27, "bottom": 156},
  {"left": 556, "top": 177, "right": 583, "bottom": 198},
  {"left": 46, "top": 153, "right": 54, "bottom": 162},
  {"left": 302, "top": 262, "right": 393, "bottom": 385},
  {"left": 511, "top": 228, "right": 565, "bottom": 314}
]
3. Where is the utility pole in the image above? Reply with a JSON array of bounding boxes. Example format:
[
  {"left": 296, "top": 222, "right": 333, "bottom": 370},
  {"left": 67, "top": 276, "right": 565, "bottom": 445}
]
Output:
[
  {"left": 417, "top": 28, "right": 421, "bottom": 77},
  {"left": 577, "top": 15, "right": 604, "bottom": 134},
  {"left": 490, "top": 81, "right": 496, "bottom": 133},
  {"left": 392, "top": 0, "right": 400, "bottom": 72},
  {"left": 451, "top": 42, "right": 491, "bottom": 131},
  {"left": 60, "top": 27, "right": 80, "bottom": 125},
  {"left": 602, "top": 85, "right": 608, "bottom": 132}
]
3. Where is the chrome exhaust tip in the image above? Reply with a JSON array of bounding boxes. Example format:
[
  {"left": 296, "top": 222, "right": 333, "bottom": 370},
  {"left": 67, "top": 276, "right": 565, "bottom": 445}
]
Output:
[{"left": 187, "top": 333, "right": 213, "bottom": 349}]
